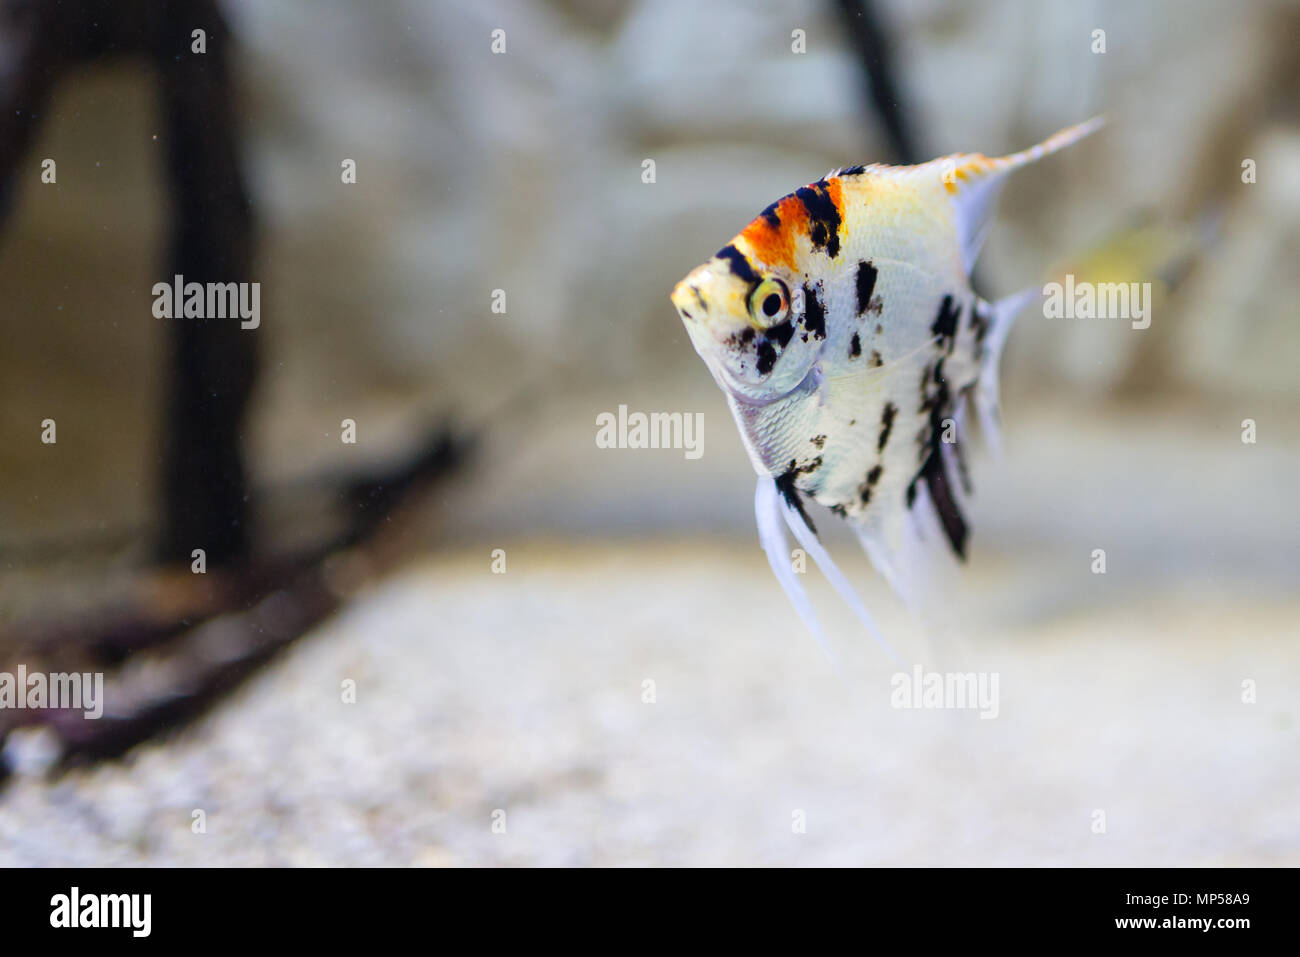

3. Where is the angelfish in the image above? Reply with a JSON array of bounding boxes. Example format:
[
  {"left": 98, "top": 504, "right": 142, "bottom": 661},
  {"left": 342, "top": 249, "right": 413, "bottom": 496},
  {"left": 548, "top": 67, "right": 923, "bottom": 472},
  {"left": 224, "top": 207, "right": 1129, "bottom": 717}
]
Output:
[{"left": 671, "top": 119, "right": 1102, "bottom": 660}]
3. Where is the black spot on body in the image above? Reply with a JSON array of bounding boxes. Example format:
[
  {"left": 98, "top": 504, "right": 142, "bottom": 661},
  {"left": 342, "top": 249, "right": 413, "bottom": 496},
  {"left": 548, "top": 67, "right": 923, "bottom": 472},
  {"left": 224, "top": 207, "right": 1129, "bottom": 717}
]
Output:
[
  {"left": 878, "top": 401, "right": 897, "bottom": 453},
  {"left": 869, "top": 350, "right": 883, "bottom": 368},
  {"left": 739, "top": 327, "right": 755, "bottom": 345},
  {"left": 858, "top": 463, "right": 884, "bottom": 505},
  {"left": 756, "top": 341, "right": 777, "bottom": 375},
  {"left": 760, "top": 201, "right": 781, "bottom": 228},
  {"left": 849, "top": 332, "right": 861, "bottom": 358},
  {"left": 811, "top": 434, "right": 827, "bottom": 449},
  {"left": 795, "top": 183, "right": 841, "bottom": 258},
  {"left": 837, "top": 165, "right": 866, "bottom": 177},
  {"left": 716, "top": 244, "right": 759, "bottom": 285},
  {"left": 855, "top": 261, "right": 878, "bottom": 316},
  {"left": 692, "top": 286, "right": 708, "bottom": 313},
  {"left": 766, "top": 318, "right": 794, "bottom": 348},
  {"left": 803, "top": 283, "right": 826, "bottom": 339},
  {"left": 931, "top": 294, "right": 962, "bottom": 348}
]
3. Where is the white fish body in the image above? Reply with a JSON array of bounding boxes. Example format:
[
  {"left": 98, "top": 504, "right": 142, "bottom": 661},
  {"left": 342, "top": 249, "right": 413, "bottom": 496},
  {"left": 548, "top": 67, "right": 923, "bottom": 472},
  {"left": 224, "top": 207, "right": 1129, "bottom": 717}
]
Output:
[{"left": 670, "top": 119, "right": 1103, "bottom": 656}]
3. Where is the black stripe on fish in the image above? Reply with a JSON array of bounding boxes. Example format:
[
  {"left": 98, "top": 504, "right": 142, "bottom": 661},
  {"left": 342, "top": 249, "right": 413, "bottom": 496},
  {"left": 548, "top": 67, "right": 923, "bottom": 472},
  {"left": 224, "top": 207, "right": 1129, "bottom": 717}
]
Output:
[
  {"left": 918, "top": 449, "right": 967, "bottom": 559},
  {"left": 878, "top": 401, "right": 897, "bottom": 453},
  {"left": 921, "top": 356, "right": 959, "bottom": 417},
  {"left": 953, "top": 389, "right": 974, "bottom": 495},
  {"left": 760, "top": 201, "right": 781, "bottom": 228},
  {"left": 836, "top": 164, "right": 866, "bottom": 177},
  {"left": 775, "top": 458, "right": 822, "bottom": 534},
  {"left": 796, "top": 183, "right": 841, "bottom": 258},
  {"left": 849, "top": 332, "right": 861, "bottom": 358},
  {"left": 855, "top": 261, "right": 878, "bottom": 316},
  {"left": 716, "top": 244, "right": 760, "bottom": 285},
  {"left": 904, "top": 356, "right": 968, "bottom": 558},
  {"left": 803, "top": 283, "right": 826, "bottom": 339},
  {"left": 930, "top": 460, "right": 972, "bottom": 556},
  {"left": 931, "top": 294, "right": 962, "bottom": 353}
]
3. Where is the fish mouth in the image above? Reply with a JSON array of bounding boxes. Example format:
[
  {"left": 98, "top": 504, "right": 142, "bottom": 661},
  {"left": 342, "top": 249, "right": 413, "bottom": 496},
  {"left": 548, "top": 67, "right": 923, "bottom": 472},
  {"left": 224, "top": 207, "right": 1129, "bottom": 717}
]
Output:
[
  {"left": 672, "top": 274, "right": 748, "bottom": 346},
  {"left": 670, "top": 279, "right": 705, "bottom": 325}
]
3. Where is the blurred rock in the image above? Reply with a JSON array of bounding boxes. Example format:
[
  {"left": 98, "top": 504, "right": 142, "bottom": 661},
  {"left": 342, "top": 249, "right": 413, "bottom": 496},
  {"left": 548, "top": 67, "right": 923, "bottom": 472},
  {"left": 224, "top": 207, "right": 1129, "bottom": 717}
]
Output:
[{"left": 3, "top": 0, "right": 1299, "bottom": 553}]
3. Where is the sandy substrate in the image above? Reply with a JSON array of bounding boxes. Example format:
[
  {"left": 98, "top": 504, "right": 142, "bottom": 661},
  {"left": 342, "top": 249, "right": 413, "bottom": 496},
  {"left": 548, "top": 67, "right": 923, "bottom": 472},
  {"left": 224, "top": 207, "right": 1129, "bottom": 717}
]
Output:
[{"left": 1, "top": 537, "right": 1295, "bottom": 866}]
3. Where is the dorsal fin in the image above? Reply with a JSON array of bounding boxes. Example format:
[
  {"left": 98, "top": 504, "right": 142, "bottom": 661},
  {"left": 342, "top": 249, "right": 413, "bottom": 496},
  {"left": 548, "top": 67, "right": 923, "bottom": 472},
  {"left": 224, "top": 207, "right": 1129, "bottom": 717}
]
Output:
[{"left": 939, "top": 116, "right": 1105, "bottom": 273}]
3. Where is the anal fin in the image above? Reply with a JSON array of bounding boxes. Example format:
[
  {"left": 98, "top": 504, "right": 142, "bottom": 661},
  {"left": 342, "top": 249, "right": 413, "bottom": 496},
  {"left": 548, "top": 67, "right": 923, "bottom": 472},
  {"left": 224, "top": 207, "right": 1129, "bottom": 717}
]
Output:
[
  {"left": 775, "top": 483, "right": 902, "bottom": 664},
  {"left": 755, "top": 476, "right": 838, "bottom": 665}
]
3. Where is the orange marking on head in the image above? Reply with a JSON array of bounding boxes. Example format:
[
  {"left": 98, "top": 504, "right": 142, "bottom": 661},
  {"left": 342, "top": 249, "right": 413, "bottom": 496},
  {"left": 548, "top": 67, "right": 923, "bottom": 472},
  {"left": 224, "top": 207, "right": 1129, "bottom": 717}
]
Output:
[
  {"left": 739, "top": 193, "right": 808, "bottom": 272},
  {"left": 739, "top": 176, "right": 847, "bottom": 271},
  {"left": 823, "top": 175, "right": 844, "bottom": 216}
]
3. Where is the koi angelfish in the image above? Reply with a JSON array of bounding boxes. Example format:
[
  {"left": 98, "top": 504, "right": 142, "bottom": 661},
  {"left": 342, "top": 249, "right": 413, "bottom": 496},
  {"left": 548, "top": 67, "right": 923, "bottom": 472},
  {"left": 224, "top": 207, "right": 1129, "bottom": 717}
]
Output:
[{"left": 671, "top": 119, "right": 1103, "bottom": 659}]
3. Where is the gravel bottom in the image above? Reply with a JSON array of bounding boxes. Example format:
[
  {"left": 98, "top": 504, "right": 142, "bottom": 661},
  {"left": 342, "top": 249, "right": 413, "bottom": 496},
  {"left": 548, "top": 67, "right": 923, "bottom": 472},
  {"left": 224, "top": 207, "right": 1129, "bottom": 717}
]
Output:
[{"left": 1, "top": 539, "right": 1295, "bottom": 866}]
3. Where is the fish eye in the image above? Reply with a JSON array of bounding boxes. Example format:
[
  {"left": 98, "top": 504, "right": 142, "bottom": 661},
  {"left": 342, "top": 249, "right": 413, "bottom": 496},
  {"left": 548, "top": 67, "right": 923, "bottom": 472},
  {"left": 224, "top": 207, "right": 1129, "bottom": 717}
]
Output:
[{"left": 748, "top": 278, "right": 789, "bottom": 327}]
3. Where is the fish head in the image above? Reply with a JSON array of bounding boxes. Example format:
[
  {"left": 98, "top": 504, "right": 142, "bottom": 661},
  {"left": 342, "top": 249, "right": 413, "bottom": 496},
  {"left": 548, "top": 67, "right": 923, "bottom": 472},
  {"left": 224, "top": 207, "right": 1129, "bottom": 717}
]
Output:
[{"left": 672, "top": 242, "right": 820, "bottom": 404}]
